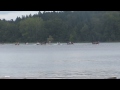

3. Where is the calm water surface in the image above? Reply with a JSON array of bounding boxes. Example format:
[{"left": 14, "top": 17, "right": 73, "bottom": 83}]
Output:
[{"left": 0, "top": 43, "right": 120, "bottom": 79}]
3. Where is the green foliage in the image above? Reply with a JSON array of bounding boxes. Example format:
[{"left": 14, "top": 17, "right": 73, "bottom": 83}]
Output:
[
  {"left": 47, "top": 35, "right": 54, "bottom": 42},
  {"left": 19, "top": 17, "right": 44, "bottom": 42},
  {"left": 0, "top": 11, "right": 120, "bottom": 43}
]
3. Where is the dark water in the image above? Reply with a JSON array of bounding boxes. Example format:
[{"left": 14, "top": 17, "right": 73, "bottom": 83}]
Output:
[{"left": 0, "top": 43, "right": 120, "bottom": 79}]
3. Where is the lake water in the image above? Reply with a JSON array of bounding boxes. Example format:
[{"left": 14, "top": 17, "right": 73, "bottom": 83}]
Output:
[{"left": 0, "top": 43, "right": 120, "bottom": 79}]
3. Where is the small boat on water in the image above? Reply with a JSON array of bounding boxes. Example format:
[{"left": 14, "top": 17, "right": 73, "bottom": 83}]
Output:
[
  {"left": 41, "top": 42, "right": 46, "bottom": 45},
  {"left": 25, "top": 42, "right": 29, "bottom": 45},
  {"left": 92, "top": 41, "right": 99, "bottom": 44},
  {"left": 67, "top": 42, "right": 74, "bottom": 45},
  {"left": 57, "top": 42, "right": 62, "bottom": 45},
  {"left": 36, "top": 42, "right": 40, "bottom": 45},
  {"left": 54, "top": 42, "right": 62, "bottom": 45},
  {"left": 15, "top": 42, "right": 19, "bottom": 45}
]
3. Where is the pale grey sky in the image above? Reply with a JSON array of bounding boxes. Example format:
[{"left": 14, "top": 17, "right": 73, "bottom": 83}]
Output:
[{"left": 0, "top": 11, "right": 39, "bottom": 21}]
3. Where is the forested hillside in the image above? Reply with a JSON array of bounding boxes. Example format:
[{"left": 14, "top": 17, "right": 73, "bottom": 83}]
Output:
[{"left": 0, "top": 11, "right": 120, "bottom": 43}]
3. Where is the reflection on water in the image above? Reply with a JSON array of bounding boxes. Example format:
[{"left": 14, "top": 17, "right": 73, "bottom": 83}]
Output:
[{"left": 0, "top": 43, "right": 120, "bottom": 79}]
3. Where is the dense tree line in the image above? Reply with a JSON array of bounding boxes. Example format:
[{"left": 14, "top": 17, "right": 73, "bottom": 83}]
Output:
[{"left": 0, "top": 11, "right": 120, "bottom": 43}]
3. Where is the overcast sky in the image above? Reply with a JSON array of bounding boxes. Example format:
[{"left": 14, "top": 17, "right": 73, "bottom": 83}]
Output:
[{"left": 0, "top": 11, "right": 39, "bottom": 21}]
